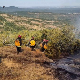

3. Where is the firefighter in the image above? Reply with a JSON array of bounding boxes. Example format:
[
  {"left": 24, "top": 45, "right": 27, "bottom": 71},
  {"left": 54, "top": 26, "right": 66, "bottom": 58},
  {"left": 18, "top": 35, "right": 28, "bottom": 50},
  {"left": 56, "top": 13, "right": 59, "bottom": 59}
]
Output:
[
  {"left": 40, "top": 39, "right": 48, "bottom": 52},
  {"left": 15, "top": 35, "right": 22, "bottom": 54},
  {"left": 28, "top": 37, "right": 36, "bottom": 51}
]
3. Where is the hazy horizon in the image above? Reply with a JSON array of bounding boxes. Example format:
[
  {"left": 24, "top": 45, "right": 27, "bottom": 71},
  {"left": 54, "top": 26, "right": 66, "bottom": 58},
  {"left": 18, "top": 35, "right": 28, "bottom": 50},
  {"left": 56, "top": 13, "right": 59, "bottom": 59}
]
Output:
[
  {"left": 1, "top": 6, "right": 80, "bottom": 8},
  {"left": 0, "top": 0, "right": 80, "bottom": 8}
]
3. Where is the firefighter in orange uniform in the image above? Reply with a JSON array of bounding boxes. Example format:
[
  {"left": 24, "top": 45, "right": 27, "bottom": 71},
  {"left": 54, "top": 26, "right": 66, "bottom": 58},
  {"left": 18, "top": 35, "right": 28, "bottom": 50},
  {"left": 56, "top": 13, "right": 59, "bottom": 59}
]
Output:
[{"left": 15, "top": 35, "right": 22, "bottom": 54}]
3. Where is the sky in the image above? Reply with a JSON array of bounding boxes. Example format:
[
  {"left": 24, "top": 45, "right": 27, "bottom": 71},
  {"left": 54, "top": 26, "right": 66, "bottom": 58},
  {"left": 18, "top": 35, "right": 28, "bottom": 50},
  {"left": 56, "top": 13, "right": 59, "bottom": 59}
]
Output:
[{"left": 0, "top": 0, "right": 80, "bottom": 8}]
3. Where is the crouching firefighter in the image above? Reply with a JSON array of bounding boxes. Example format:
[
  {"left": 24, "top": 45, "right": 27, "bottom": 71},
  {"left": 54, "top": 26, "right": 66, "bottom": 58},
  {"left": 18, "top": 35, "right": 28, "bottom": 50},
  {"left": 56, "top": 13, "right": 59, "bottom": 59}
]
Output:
[
  {"left": 15, "top": 35, "right": 22, "bottom": 54},
  {"left": 40, "top": 39, "right": 48, "bottom": 52},
  {"left": 28, "top": 37, "right": 36, "bottom": 51}
]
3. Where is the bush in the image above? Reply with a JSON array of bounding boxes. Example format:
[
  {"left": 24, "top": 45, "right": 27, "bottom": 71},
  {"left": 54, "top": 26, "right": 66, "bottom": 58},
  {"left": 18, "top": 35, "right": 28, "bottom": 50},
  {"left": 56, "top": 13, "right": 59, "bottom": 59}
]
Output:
[
  {"left": 4, "top": 22, "right": 26, "bottom": 32},
  {"left": 45, "top": 26, "right": 80, "bottom": 59},
  {"left": 0, "top": 16, "right": 6, "bottom": 21},
  {"left": 0, "top": 42, "right": 3, "bottom": 47}
]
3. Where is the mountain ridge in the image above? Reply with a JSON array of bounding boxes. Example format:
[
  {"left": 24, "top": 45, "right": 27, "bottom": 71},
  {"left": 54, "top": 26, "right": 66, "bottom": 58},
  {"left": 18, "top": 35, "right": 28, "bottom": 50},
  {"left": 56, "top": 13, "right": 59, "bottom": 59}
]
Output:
[{"left": 0, "top": 6, "right": 80, "bottom": 13}]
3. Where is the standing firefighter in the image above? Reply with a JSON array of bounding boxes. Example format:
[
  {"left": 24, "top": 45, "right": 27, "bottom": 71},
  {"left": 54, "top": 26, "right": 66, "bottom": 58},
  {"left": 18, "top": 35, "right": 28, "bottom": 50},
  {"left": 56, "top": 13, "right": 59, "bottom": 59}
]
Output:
[
  {"left": 28, "top": 37, "right": 36, "bottom": 51},
  {"left": 40, "top": 39, "right": 48, "bottom": 52},
  {"left": 15, "top": 35, "right": 22, "bottom": 54}
]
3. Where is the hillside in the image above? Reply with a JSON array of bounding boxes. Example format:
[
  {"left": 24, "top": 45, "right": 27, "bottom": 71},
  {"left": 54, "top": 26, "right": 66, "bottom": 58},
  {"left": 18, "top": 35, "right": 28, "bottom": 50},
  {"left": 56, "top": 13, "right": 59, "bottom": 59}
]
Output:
[
  {"left": 0, "top": 8, "right": 80, "bottom": 80},
  {"left": 0, "top": 46, "right": 58, "bottom": 80},
  {"left": 0, "top": 12, "right": 80, "bottom": 58},
  {"left": 0, "top": 13, "right": 56, "bottom": 32}
]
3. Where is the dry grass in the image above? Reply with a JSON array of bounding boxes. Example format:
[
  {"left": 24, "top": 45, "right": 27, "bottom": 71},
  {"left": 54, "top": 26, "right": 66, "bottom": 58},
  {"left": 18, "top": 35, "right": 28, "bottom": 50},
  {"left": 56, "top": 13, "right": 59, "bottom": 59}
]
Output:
[{"left": 0, "top": 46, "right": 58, "bottom": 80}]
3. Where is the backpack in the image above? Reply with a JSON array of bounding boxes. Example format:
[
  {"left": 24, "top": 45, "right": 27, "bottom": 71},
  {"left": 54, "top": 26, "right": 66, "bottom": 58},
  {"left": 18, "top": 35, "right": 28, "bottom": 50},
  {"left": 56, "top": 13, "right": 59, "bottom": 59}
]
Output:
[
  {"left": 40, "top": 42, "right": 47, "bottom": 49},
  {"left": 30, "top": 40, "right": 35, "bottom": 46},
  {"left": 44, "top": 44, "right": 47, "bottom": 49},
  {"left": 15, "top": 39, "right": 20, "bottom": 46}
]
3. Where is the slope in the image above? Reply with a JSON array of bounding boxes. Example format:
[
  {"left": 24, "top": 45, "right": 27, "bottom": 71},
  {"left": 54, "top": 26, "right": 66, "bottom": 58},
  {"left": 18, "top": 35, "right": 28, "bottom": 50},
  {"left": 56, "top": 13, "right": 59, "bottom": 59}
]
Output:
[{"left": 0, "top": 46, "right": 58, "bottom": 80}]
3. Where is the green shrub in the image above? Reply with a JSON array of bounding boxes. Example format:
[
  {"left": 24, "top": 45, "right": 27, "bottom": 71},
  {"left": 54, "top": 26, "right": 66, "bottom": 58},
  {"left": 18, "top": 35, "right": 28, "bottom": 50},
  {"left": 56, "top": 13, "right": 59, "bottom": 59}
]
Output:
[
  {"left": 0, "top": 42, "right": 3, "bottom": 47},
  {"left": 45, "top": 26, "right": 80, "bottom": 59},
  {"left": 4, "top": 22, "right": 26, "bottom": 32},
  {"left": 0, "top": 16, "right": 6, "bottom": 21}
]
